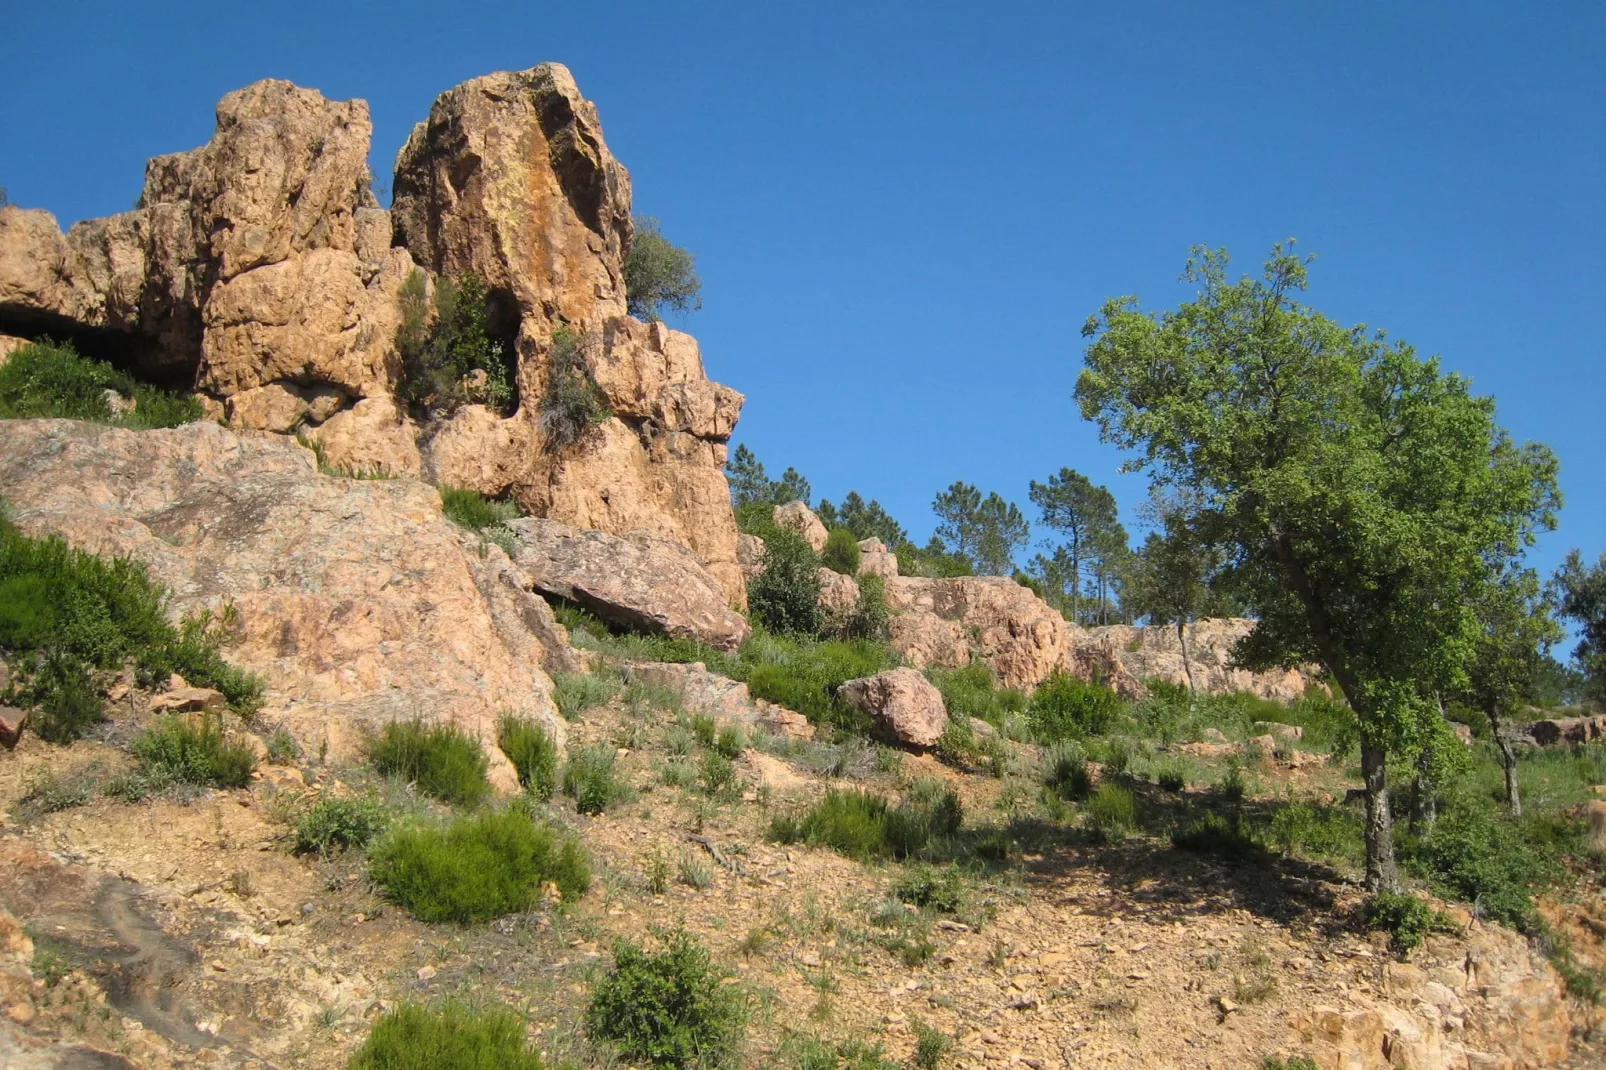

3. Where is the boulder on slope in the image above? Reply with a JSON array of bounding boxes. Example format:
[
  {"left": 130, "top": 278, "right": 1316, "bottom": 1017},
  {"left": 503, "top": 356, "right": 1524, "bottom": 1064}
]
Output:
[{"left": 837, "top": 667, "right": 949, "bottom": 749}]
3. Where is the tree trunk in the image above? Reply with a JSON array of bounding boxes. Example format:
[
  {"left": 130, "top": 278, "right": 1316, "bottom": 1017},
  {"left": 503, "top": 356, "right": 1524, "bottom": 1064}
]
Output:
[
  {"left": 1360, "top": 739, "right": 1400, "bottom": 893},
  {"left": 1176, "top": 619, "right": 1197, "bottom": 694},
  {"left": 1409, "top": 749, "right": 1436, "bottom": 833},
  {"left": 1487, "top": 703, "right": 1522, "bottom": 817}
]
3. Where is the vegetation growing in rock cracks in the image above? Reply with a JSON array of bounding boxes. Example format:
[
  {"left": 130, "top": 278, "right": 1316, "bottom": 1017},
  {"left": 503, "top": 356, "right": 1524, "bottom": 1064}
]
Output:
[
  {"left": 539, "top": 326, "right": 612, "bottom": 450},
  {"left": 347, "top": 1002, "right": 547, "bottom": 1070},
  {"left": 0, "top": 506, "right": 261, "bottom": 742},
  {"left": 497, "top": 714, "right": 559, "bottom": 800},
  {"left": 367, "top": 720, "right": 492, "bottom": 808},
  {"left": 395, "top": 269, "right": 517, "bottom": 415},
  {"left": 0, "top": 339, "right": 204, "bottom": 428},
  {"left": 625, "top": 216, "right": 703, "bottom": 322},
  {"left": 821, "top": 527, "right": 860, "bottom": 575},
  {"left": 585, "top": 929, "right": 745, "bottom": 1068},
  {"left": 368, "top": 805, "right": 590, "bottom": 923}
]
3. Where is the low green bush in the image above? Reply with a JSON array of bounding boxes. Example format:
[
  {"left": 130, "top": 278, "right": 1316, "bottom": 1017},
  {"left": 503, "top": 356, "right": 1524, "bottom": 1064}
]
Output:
[
  {"left": 779, "top": 1035, "right": 898, "bottom": 1070},
  {"left": 911, "top": 1021, "right": 953, "bottom": 1069},
  {"left": 823, "top": 571, "right": 892, "bottom": 642},
  {"left": 747, "top": 526, "right": 822, "bottom": 636},
  {"left": 0, "top": 340, "right": 202, "bottom": 429},
  {"left": 1156, "top": 764, "right": 1187, "bottom": 792},
  {"left": 1363, "top": 891, "right": 1436, "bottom": 958},
  {"left": 1171, "top": 813, "right": 1258, "bottom": 859},
  {"left": 585, "top": 930, "right": 744, "bottom": 1069},
  {"left": 296, "top": 797, "right": 391, "bottom": 856},
  {"left": 821, "top": 528, "right": 861, "bottom": 575},
  {"left": 368, "top": 807, "right": 590, "bottom": 922},
  {"left": 771, "top": 784, "right": 962, "bottom": 862},
  {"left": 1086, "top": 782, "right": 1138, "bottom": 843},
  {"left": 438, "top": 485, "right": 518, "bottom": 532},
  {"left": 131, "top": 715, "right": 256, "bottom": 789},
  {"left": 26, "top": 652, "right": 104, "bottom": 743},
  {"left": 1403, "top": 796, "right": 1560, "bottom": 930},
  {"left": 541, "top": 327, "right": 612, "bottom": 450},
  {"left": 1265, "top": 801, "right": 1363, "bottom": 864},
  {"left": 497, "top": 715, "right": 559, "bottom": 800},
  {"left": 552, "top": 670, "right": 620, "bottom": 720},
  {"left": 927, "top": 664, "right": 1026, "bottom": 725},
  {"left": 563, "top": 744, "right": 628, "bottom": 814},
  {"left": 347, "top": 1002, "right": 546, "bottom": 1070},
  {"left": 1028, "top": 673, "right": 1124, "bottom": 741},
  {"left": 395, "top": 270, "right": 515, "bottom": 415},
  {"left": 367, "top": 721, "right": 491, "bottom": 808},
  {"left": 743, "top": 638, "right": 893, "bottom": 732},
  {"left": 1042, "top": 740, "right": 1092, "bottom": 800},
  {"left": 895, "top": 865, "right": 968, "bottom": 914}
]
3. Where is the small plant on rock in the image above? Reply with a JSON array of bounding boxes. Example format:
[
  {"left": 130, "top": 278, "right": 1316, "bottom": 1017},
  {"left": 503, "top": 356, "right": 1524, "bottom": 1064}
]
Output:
[
  {"left": 540, "top": 327, "right": 611, "bottom": 450},
  {"left": 821, "top": 528, "right": 861, "bottom": 575},
  {"left": 367, "top": 720, "right": 491, "bottom": 808},
  {"left": 625, "top": 216, "right": 703, "bottom": 321},
  {"left": 585, "top": 929, "right": 744, "bottom": 1069}
]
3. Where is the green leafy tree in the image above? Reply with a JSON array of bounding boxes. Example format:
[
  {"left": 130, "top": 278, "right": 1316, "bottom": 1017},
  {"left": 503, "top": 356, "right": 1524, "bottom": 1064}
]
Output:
[
  {"left": 1086, "top": 520, "right": 1132, "bottom": 625},
  {"left": 897, "top": 536, "right": 975, "bottom": 579},
  {"left": 725, "top": 444, "right": 772, "bottom": 507},
  {"left": 1029, "top": 469, "right": 1120, "bottom": 624},
  {"left": 1554, "top": 550, "right": 1606, "bottom": 707},
  {"left": 816, "top": 491, "right": 909, "bottom": 549},
  {"left": 932, "top": 482, "right": 1029, "bottom": 576},
  {"left": 747, "top": 526, "right": 821, "bottom": 635},
  {"left": 773, "top": 467, "right": 811, "bottom": 507},
  {"left": 1122, "top": 512, "right": 1232, "bottom": 693},
  {"left": 1464, "top": 567, "right": 1560, "bottom": 816},
  {"left": 1076, "top": 244, "right": 1559, "bottom": 892},
  {"left": 625, "top": 216, "right": 702, "bottom": 321}
]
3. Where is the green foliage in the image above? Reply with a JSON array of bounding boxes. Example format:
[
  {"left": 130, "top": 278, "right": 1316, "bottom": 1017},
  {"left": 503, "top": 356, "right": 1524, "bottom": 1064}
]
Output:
[
  {"left": 747, "top": 526, "right": 823, "bottom": 636},
  {"left": 910, "top": 1022, "right": 953, "bottom": 1069},
  {"left": 296, "top": 797, "right": 391, "bottom": 856},
  {"left": 368, "top": 807, "right": 590, "bottom": 922},
  {"left": 771, "top": 785, "right": 962, "bottom": 862},
  {"left": 779, "top": 1035, "right": 898, "bottom": 1070},
  {"left": 927, "top": 665, "right": 1026, "bottom": 725},
  {"left": 585, "top": 930, "right": 744, "bottom": 1068},
  {"left": 895, "top": 865, "right": 967, "bottom": 914},
  {"left": 541, "top": 327, "right": 612, "bottom": 450},
  {"left": 1028, "top": 468, "right": 1123, "bottom": 625},
  {"left": 1086, "top": 782, "right": 1138, "bottom": 842},
  {"left": 1363, "top": 892, "right": 1436, "bottom": 957},
  {"left": 27, "top": 651, "right": 104, "bottom": 743},
  {"left": 931, "top": 481, "right": 1028, "bottom": 576},
  {"left": 1403, "top": 796, "right": 1559, "bottom": 930},
  {"left": 266, "top": 728, "right": 300, "bottom": 764},
  {"left": 1265, "top": 801, "right": 1363, "bottom": 864},
  {"left": 563, "top": 744, "right": 628, "bottom": 814},
  {"left": 0, "top": 340, "right": 202, "bottom": 428},
  {"left": 896, "top": 537, "right": 974, "bottom": 579},
  {"left": 347, "top": 1002, "right": 546, "bottom": 1070},
  {"left": 823, "top": 572, "right": 892, "bottom": 643},
  {"left": 1027, "top": 673, "right": 1124, "bottom": 740},
  {"left": 1171, "top": 813, "right": 1258, "bottom": 859},
  {"left": 1262, "top": 1059, "right": 1319, "bottom": 1070},
  {"left": 496, "top": 715, "right": 559, "bottom": 800},
  {"left": 367, "top": 721, "right": 491, "bottom": 808},
  {"left": 699, "top": 750, "right": 737, "bottom": 797},
  {"left": 625, "top": 217, "right": 703, "bottom": 322},
  {"left": 551, "top": 670, "right": 621, "bottom": 720},
  {"left": 1042, "top": 740, "right": 1092, "bottom": 800},
  {"left": 438, "top": 485, "right": 518, "bottom": 532},
  {"left": 814, "top": 491, "right": 908, "bottom": 549},
  {"left": 131, "top": 714, "right": 257, "bottom": 789},
  {"left": 744, "top": 638, "right": 894, "bottom": 732},
  {"left": 1555, "top": 549, "right": 1606, "bottom": 706},
  {"left": 1156, "top": 764, "right": 1187, "bottom": 792},
  {"left": 821, "top": 528, "right": 861, "bottom": 575},
  {"left": 395, "top": 269, "right": 515, "bottom": 414}
]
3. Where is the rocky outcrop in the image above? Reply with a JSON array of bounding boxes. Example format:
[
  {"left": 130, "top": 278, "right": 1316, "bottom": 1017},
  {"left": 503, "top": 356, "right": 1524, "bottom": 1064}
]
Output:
[
  {"left": 817, "top": 567, "right": 860, "bottom": 614},
  {"left": 1069, "top": 620, "right": 1317, "bottom": 701},
  {"left": 737, "top": 533, "right": 766, "bottom": 582},
  {"left": 0, "top": 67, "right": 749, "bottom": 607},
  {"left": 625, "top": 662, "right": 812, "bottom": 739},
  {"left": 505, "top": 517, "right": 749, "bottom": 652},
  {"left": 1524, "top": 713, "right": 1606, "bottom": 746},
  {"left": 773, "top": 501, "right": 828, "bottom": 552},
  {"left": 857, "top": 537, "right": 899, "bottom": 579},
  {"left": 837, "top": 668, "right": 948, "bottom": 748},
  {"left": 0, "top": 419, "right": 565, "bottom": 769},
  {"left": 886, "top": 576, "right": 1076, "bottom": 691}
]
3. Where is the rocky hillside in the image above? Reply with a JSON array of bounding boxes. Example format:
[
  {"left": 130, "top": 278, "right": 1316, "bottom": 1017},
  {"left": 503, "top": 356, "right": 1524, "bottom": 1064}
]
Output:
[{"left": 0, "top": 65, "right": 1599, "bottom": 1070}]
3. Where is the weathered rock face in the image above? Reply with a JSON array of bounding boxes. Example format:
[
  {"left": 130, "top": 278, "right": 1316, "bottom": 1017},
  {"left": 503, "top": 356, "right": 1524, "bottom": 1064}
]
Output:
[
  {"left": 837, "top": 668, "right": 948, "bottom": 748},
  {"left": 0, "top": 68, "right": 750, "bottom": 608},
  {"left": 773, "top": 500, "right": 828, "bottom": 552},
  {"left": 625, "top": 662, "right": 812, "bottom": 740},
  {"left": 737, "top": 533, "right": 766, "bottom": 582},
  {"left": 505, "top": 517, "right": 749, "bottom": 652},
  {"left": 886, "top": 576, "right": 1076, "bottom": 692},
  {"left": 1069, "top": 620, "right": 1317, "bottom": 701},
  {"left": 1524, "top": 713, "right": 1606, "bottom": 747},
  {"left": 0, "top": 419, "right": 565, "bottom": 768},
  {"left": 857, "top": 537, "right": 899, "bottom": 579},
  {"left": 392, "top": 63, "right": 632, "bottom": 337},
  {"left": 817, "top": 567, "right": 860, "bottom": 614}
]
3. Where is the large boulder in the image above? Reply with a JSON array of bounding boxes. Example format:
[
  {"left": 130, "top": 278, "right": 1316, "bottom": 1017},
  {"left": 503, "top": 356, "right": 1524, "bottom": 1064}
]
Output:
[
  {"left": 773, "top": 500, "right": 828, "bottom": 552},
  {"left": 857, "top": 537, "right": 899, "bottom": 579},
  {"left": 0, "top": 419, "right": 566, "bottom": 768},
  {"left": 505, "top": 517, "right": 749, "bottom": 652},
  {"left": 837, "top": 668, "right": 948, "bottom": 748},
  {"left": 885, "top": 575, "right": 1075, "bottom": 691}
]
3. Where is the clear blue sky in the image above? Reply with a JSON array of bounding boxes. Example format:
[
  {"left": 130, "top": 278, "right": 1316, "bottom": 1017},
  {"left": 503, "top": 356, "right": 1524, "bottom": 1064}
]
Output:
[{"left": 5, "top": 2, "right": 1602, "bottom": 589}]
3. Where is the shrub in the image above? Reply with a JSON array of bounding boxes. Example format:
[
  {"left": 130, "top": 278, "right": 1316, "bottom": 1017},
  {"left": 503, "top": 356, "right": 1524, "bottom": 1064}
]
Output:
[
  {"left": 586, "top": 930, "right": 742, "bottom": 1068},
  {"left": 367, "top": 721, "right": 491, "bottom": 808},
  {"left": 821, "top": 529, "right": 861, "bottom": 575},
  {"left": 699, "top": 751, "right": 737, "bottom": 797},
  {"left": 774, "top": 785, "right": 962, "bottom": 862},
  {"left": 927, "top": 664, "right": 1026, "bottom": 724},
  {"left": 395, "top": 270, "right": 515, "bottom": 415},
  {"left": 369, "top": 807, "right": 590, "bottom": 922},
  {"left": 1218, "top": 763, "right": 1247, "bottom": 803},
  {"left": 1265, "top": 801, "right": 1363, "bottom": 864},
  {"left": 438, "top": 485, "right": 518, "bottom": 532},
  {"left": 1364, "top": 892, "right": 1436, "bottom": 957},
  {"left": 1171, "top": 813, "right": 1258, "bottom": 859},
  {"left": 131, "top": 715, "right": 257, "bottom": 789},
  {"left": 625, "top": 217, "right": 703, "bottom": 322},
  {"left": 824, "top": 571, "right": 892, "bottom": 642},
  {"left": 266, "top": 729, "right": 300, "bottom": 764},
  {"left": 742, "top": 637, "right": 894, "bottom": 732},
  {"left": 1086, "top": 782, "right": 1138, "bottom": 843},
  {"left": 911, "top": 1022, "right": 953, "bottom": 1069},
  {"left": 27, "top": 651, "right": 104, "bottom": 743},
  {"left": 747, "top": 527, "right": 822, "bottom": 636},
  {"left": 1027, "top": 673, "right": 1124, "bottom": 741},
  {"left": 779, "top": 1035, "right": 898, "bottom": 1070},
  {"left": 540, "top": 327, "right": 611, "bottom": 451},
  {"left": 895, "top": 865, "right": 967, "bottom": 914},
  {"left": 563, "top": 744, "right": 627, "bottom": 814},
  {"left": 1404, "top": 796, "right": 1558, "bottom": 930},
  {"left": 713, "top": 723, "right": 745, "bottom": 758},
  {"left": 551, "top": 671, "right": 620, "bottom": 720},
  {"left": 1042, "top": 740, "right": 1092, "bottom": 800},
  {"left": 348, "top": 1002, "right": 546, "bottom": 1070},
  {"left": 19, "top": 767, "right": 96, "bottom": 815},
  {"left": 497, "top": 715, "right": 559, "bottom": 800},
  {"left": 296, "top": 797, "right": 391, "bottom": 856},
  {"left": 0, "top": 340, "right": 201, "bottom": 428},
  {"left": 1156, "top": 764, "right": 1187, "bottom": 792}
]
